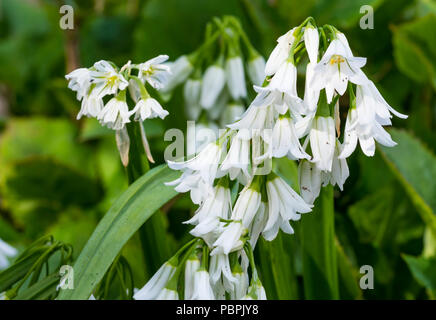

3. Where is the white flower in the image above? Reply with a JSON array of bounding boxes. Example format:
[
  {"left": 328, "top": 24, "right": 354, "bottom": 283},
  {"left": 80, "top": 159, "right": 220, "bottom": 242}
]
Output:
[
  {"left": 156, "top": 288, "right": 179, "bottom": 300},
  {"left": 311, "top": 33, "right": 368, "bottom": 103},
  {"left": 200, "top": 65, "right": 226, "bottom": 110},
  {"left": 168, "top": 142, "right": 224, "bottom": 187},
  {"left": 227, "top": 104, "right": 275, "bottom": 138},
  {"left": 268, "top": 61, "right": 298, "bottom": 98},
  {"left": 191, "top": 270, "right": 215, "bottom": 300},
  {"left": 183, "top": 78, "right": 202, "bottom": 120},
  {"left": 187, "top": 185, "right": 232, "bottom": 242},
  {"left": 211, "top": 221, "right": 246, "bottom": 255},
  {"left": 248, "top": 202, "right": 268, "bottom": 247},
  {"left": 272, "top": 115, "right": 309, "bottom": 160},
  {"left": 0, "top": 239, "right": 17, "bottom": 270},
  {"left": 298, "top": 160, "right": 322, "bottom": 205},
  {"left": 65, "top": 68, "right": 91, "bottom": 100},
  {"left": 327, "top": 141, "right": 349, "bottom": 190},
  {"left": 76, "top": 93, "right": 104, "bottom": 120},
  {"left": 137, "top": 54, "right": 171, "bottom": 90},
  {"left": 265, "top": 28, "right": 296, "bottom": 76},
  {"left": 247, "top": 55, "right": 266, "bottom": 86},
  {"left": 230, "top": 270, "right": 249, "bottom": 300},
  {"left": 98, "top": 95, "right": 132, "bottom": 130},
  {"left": 263, "top": 174, "right": 312, "bottom": 241},
  {"left": 225, "top": 56, "right": 247, "bottom": 100},
  {"left": 220, "top": 132, "right": 251, "bottom": 180},
  {"left": 303, "top": 62, "right": 320, "bottom": 113},
  {"left": 220, "top": 103, "right": 245, "bottom": 127},
  {"left": 232, "top": 185, "right": 262, "bottom": 228},
  {"left": 133, "top": 262, "right": 176, "bottom": 300},
  {"left": 167, "top": 142, "right": 225, "bottom": 204},
  {"left": 184, "top": 255, "right": 200, "bottom": 300},
  {"left": 340, "top": 82, "right": 407, "bottom": 158},
  {"left": 133, "top": 97, "right": 169, "bottom": 121},
  {"left": 304, "top": 25, "right": 319, "bottom": 64},
  {"left": 90, "top": 60, "right": 128, "bottom": 98},
  {"left": 309, "top": 116, "right": 336, "bottom": 171},
  {"left": 243, "top": 280, "right": 267, "bottom": 300},
  {"left": 162, "top": 55, "right": 194, "bottom": 92},
  {"left": 209, "top": 253, "right": 236, "bottom": 285}
]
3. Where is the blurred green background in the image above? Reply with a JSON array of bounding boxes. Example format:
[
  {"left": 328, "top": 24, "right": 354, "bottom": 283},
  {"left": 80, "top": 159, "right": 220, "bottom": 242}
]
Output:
[{"left": 1, "top": 0, "right": 436, "bottom": 299}]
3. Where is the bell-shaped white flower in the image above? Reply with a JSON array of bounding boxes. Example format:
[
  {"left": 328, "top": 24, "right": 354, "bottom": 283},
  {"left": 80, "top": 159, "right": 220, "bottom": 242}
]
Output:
[
  {"left": 166, "top": 170, "right": 212, "bottom": 205},
  {"left": 191, "top": 270, "right": 215, "bottom": 300},
  {"left": 156, "top": 288, "right": 179, "bottom": 300},
  {"left": 304, "top": 25, "right": 319, "bottom": 64},
  {"left": 311, "top": 33, "right": 368, "bottom": 103},
  {"left": 211, "top": 221, "right": 247, "bottom": 255},
  {"left": 184, "top": 254, "right": 200, "bottom": 300},
  {"left": 0, "top": 239, "right": 17, "bottom": 270},
  {"left": 272, "top": 115, "right": 309, "bottom": 160},
  {"left": 242, "top": 279, "right": 267, "bottom": 300},
  {"left": 187, "top": 184, "right": 232, "bottom": 241},
  {"left": 247, "top": 55, "right": 266, "bottom": 86},
  {"left": 209, "top": 253, "right": 236, "bottom": 286},
  {"left": 265, "top": 28, "right": 296, "bottom": 76},
  {"left": 268, "top": 61, "right": 298, "bottom": 98},
  {"left": 97, "top": 93, "right": 132, "bottom": 130},
  {"left": 90, "top": 60, "right": 129, "bottom": 98},
  {"left": 168, "top": 142, "right": 224, "bottom": 187},
  {"left": 134, "top": 262, "right": 176, "bottom": 300},
  {"left": 133, "top": 97, "right": 169, "bottom": 121},
  {"left": 328, "top": 141, "right": 349, "bottom": 190},
  {"left": 220, "top": 132, "right": 251, "bottom": 180},
  {"left": 162, "top": 55, "right": 194, "bottom": 92},
  {"left": 309, "top": 116, "right": 336, "bottom": 171},
  {"left": 340, "top": 81, "right": 406, "bottom": 158},
  {"left": 263, "top": 174, "right": 312, "bottom": 241},
  {"left": 232, "top": 184, "right": 262, "bottom": 228},
  {"left": 230, "top": 267, "right": 249, "bottom": 300},
  {"left": 200, "top": 65, "right": 226, "bottom": 110},
  {"left": 137, "top": 54, "right": 171, "bottom": 90},
  {"left": 298, "top": 159, "right": 322, "bottom": 205},
  {"left": 226, "top": 56, "right": 247, "bottom": 100},
  {"left": 65, "top": 68, "right": 91, "bottom": 100},
  {"left": 183, "top": 78, "right": 202, "bottom": 120},
  {"left": 303, "top": 62, "right": 320, "bottom": 114},
  {"left": 76, "top": 93, "right": 104, "bottom": 120},
  {"left": 227, "top": 104, "right": 275, "bottom": 138}
]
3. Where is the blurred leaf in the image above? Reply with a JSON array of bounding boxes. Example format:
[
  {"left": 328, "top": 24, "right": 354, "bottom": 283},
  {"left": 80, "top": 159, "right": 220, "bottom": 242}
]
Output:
[
  {"left": 393, "top": 14, "right": 436, "bottom": 89},
  {"left": 57, "top": 164, "right": 180, "bottom": 300},
  {"left": 403, "top": 254, "right": 436, "bottom": 292},
  {"left": 380, "top": 129, "right": 436, "bottom": 235},
  {"left": 336, "top": 238, "right": 362, "bottom": 299}
]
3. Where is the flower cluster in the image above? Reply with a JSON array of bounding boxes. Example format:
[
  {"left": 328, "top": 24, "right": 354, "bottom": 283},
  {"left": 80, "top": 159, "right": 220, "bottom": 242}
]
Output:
[
  {"left": 134, "top": 239, "right": 265, "bottom": 300},
  {"left": 161, "top": 16, "right": 266, "bottom": 132},
  {"left": 138, "top": 17, "right": 407, "bottom": 300},
  {"left": 65, "top": 56, "right": 171, "bottom": 165}
]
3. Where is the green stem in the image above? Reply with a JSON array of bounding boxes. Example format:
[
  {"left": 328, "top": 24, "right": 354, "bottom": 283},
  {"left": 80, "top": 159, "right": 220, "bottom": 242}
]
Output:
[
  {"left": 125, "top": 122, "right": 173, "bottom": 277},
  {"left": 300, "top": 185, "right": 339, "bottom": 299}
]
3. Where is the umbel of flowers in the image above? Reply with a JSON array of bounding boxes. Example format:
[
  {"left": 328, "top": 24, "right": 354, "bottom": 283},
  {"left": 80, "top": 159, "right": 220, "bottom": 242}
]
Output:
[
  {"left": 65, "top": 56, "right": 172, "bottom": 166},
  {"left": 134, "top": 17, "right": 407, "bottom": 300},
  {"left": 161, "top": 16, "right": 266, "bottom": 132}
]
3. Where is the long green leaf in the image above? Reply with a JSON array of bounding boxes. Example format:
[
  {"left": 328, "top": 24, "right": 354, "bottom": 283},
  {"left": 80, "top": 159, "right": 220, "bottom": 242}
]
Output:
[
  {"left": 380, "top": 129, "right": 436, "bottom": 235},
  {"left": 57, "top": 164, "right": 180, "bottom": 300},
  {"left": 256, "top": 233, "right": 299, "bottom": 299},
  {"left": 300, "top": 185, "right": 339, "bottom": 299}
]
